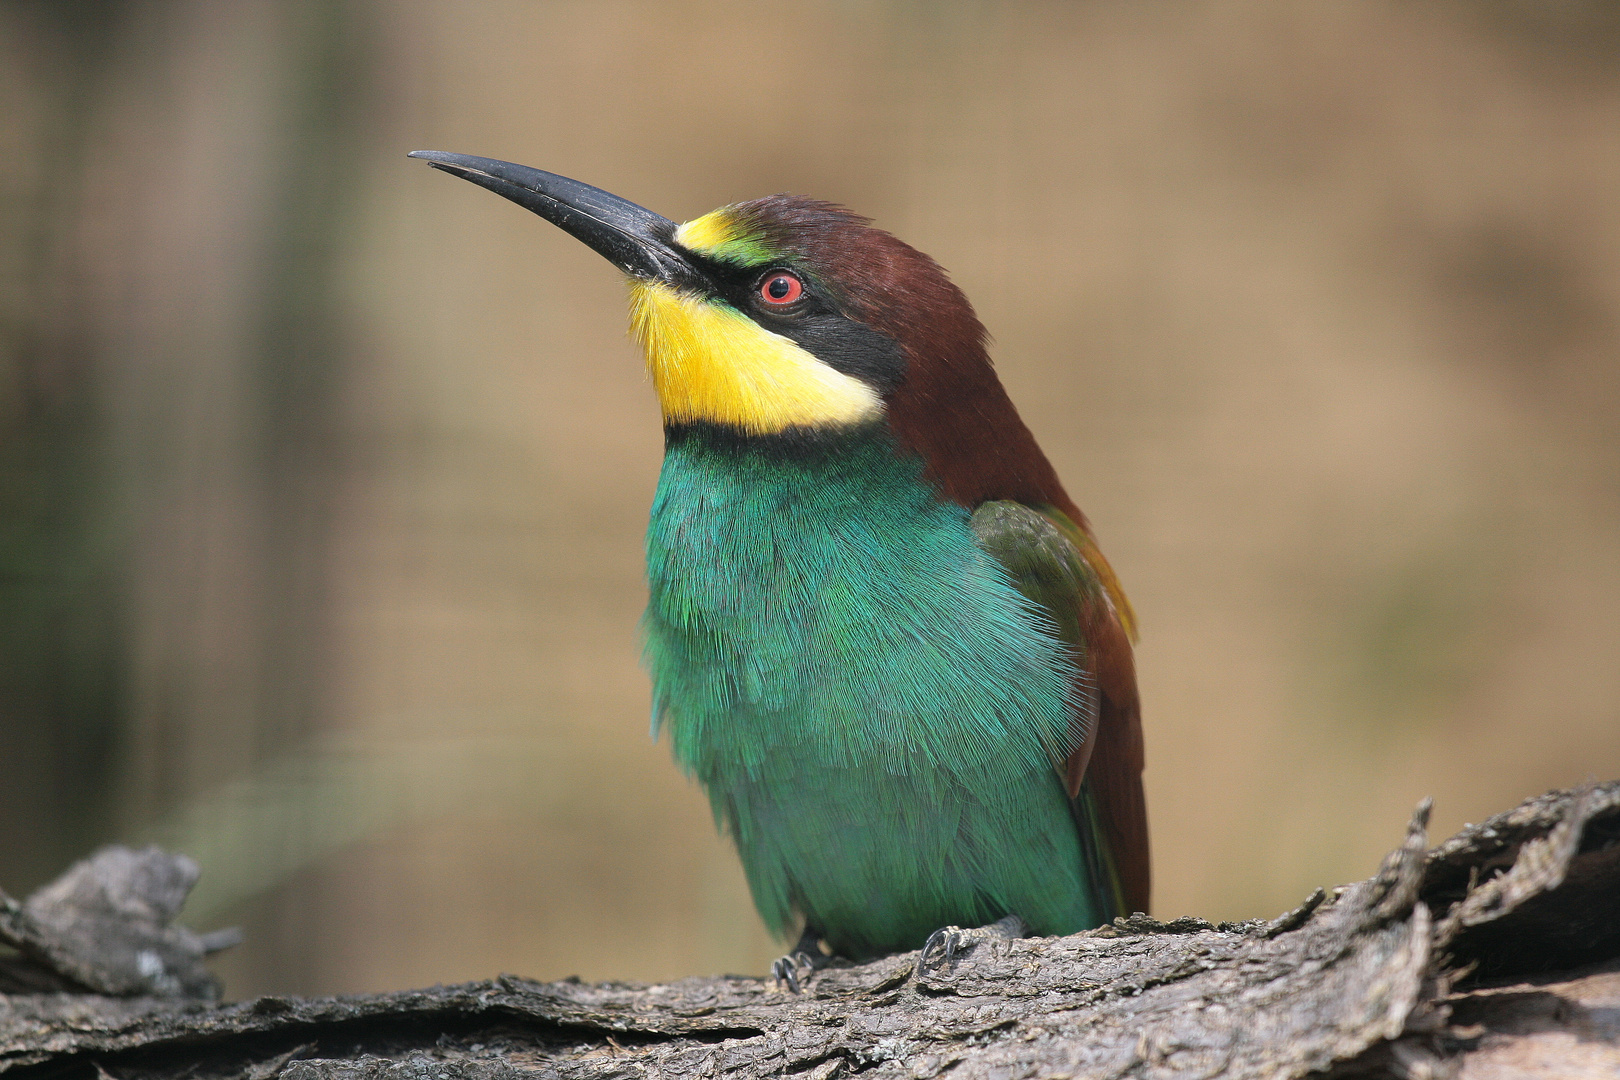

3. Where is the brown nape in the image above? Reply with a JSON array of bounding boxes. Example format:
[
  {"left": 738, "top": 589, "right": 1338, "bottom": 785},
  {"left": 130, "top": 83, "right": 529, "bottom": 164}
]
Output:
[{"left": 725, "top": 195, "right": 1088, "bottom": 531}]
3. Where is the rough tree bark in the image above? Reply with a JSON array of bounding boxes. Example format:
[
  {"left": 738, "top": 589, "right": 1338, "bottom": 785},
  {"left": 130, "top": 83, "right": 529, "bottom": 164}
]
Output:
[{"left": 2, "top": 782, "right": 1617, "bottom": 1080}]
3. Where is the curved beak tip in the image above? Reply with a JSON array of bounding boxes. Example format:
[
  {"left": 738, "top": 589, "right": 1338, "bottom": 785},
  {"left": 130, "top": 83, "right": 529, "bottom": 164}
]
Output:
[
  {"left": 405, "top": 150, "right": 680, "bottom": 282},
  {"left": 406, "top": 149, "right": 490, "bottom": 181}
]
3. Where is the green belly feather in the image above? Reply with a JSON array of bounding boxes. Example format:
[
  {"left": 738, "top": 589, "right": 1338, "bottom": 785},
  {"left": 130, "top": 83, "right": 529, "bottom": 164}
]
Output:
[{"left": 644, "top": 424, "right": 1101, "bottom": 959}]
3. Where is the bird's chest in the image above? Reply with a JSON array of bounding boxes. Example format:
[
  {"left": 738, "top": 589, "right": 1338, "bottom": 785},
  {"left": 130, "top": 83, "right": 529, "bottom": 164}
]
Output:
[{"left": 641, "top": 431, "right": 1072, "bottom": 787}]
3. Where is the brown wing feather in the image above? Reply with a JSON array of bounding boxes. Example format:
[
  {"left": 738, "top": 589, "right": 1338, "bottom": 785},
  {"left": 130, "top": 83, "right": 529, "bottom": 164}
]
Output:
[
  {"left": 1055, "top": 515, "right": 1151, "bottom": 917},
  {"left": 1088, "top": 693, "right": 1151, "bottom": 915}
]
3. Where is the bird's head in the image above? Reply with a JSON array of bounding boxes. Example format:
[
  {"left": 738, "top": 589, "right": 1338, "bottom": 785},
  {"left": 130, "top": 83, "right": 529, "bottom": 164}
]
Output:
[
  {"left": 633, "top": 194, "right": 978, "bottom": 438},
  {"left": 411, "top": 151, "right": 988, "bottom": 427},
  {"left": 410, "top": 152, "right": 1069, "bottom": 510}
]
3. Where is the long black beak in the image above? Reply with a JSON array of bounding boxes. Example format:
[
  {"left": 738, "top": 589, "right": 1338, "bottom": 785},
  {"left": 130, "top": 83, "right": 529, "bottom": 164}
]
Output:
[{"left": 408, "top": 151, "right": 682, "bottom": 281}]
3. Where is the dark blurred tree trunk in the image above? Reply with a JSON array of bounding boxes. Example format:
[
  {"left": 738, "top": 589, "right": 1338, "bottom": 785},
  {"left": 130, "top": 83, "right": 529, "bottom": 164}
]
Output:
[
  {"left": 0, "top": 0, "right": 135, "bottom": 899},
  {"left": 0, "top": 0, "right": 378, "bottom": 992}
]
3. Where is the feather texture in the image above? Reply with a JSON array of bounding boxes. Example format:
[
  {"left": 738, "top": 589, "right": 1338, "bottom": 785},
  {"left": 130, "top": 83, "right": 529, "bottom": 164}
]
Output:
[{"left": 645, "top": 424, "right": 1104, "bottom": 959}]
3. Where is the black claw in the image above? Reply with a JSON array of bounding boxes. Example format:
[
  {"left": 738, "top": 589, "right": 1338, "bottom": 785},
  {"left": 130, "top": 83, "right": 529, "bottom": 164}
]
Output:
[
  {"left": 919, "top": 916, "right": 1026, "bottom": 978},
  {"left": 770, "top": 955, "right": 801, "bottom": 993},
  {"left": 920, "top": 930, "right": 940, "bottom": 971},
  {"left": 772, "top": 926, "right": 831, "bottom": 993},
  {"left": 920, "top": 927, "right": 958, "bottom": 974},
  {"left": 772, "top": 949, "right": 824, "bottom": 994}
]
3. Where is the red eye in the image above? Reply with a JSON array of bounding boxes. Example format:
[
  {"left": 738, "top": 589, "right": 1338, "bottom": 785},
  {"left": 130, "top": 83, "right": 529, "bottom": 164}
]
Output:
[{"left": 760, "top": 272, "right": 803, "bottom": 305}]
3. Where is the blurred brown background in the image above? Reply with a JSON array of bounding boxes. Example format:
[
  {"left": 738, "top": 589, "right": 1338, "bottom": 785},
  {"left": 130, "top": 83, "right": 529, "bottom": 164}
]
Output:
[{"left": 3, "top": 0, "right": 1619, "bottom": 998}]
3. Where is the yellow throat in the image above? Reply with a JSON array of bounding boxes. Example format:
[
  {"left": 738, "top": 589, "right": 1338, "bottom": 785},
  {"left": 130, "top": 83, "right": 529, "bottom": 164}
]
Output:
[
  {"left": 624, "top": 211, "right": 884, "bottom": 435},
  {"left": 627, "top": 281, "right": 882, "bottom": 435}
]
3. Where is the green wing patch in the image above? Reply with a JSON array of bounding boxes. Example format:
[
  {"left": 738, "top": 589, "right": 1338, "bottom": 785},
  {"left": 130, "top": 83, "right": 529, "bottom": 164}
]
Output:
[
  {"left": 969, "top": 502, "right": 1107, "bottom": 652},
  {"left": 968, "top": 500, "right": 1108, "bottom": 736},
  {"left": 969, "top": 499, "right": 1130, "bottom": 919}
]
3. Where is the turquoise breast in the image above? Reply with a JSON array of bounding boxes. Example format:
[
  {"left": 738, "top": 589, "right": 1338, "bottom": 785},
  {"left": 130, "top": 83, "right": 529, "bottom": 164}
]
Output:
[{"left": 643, "top": 423, "right": 1100, "bottom": 959}]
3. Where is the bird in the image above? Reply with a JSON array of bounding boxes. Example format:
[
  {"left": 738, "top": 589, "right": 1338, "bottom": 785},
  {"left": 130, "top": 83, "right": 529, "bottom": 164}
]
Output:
[{"left": 408, "top": 151, "right": 1149, "bottom": 984}]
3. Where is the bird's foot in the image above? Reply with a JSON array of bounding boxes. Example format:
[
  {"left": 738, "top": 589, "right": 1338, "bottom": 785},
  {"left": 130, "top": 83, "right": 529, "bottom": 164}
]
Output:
[
  {"left": 918, "top": 914, "right": 1027, "bottom": 977},
  {"left": 769, "top": 951, "right": 818, "bottom": 994},
  {"left": 770, "top": 928, "right": 830, "bottom": 993}
]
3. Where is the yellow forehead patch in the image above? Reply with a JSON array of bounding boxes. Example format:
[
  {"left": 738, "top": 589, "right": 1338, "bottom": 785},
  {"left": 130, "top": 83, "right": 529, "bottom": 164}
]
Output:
[
  {"left": 628, "top": 281, "right": 882, "bottom": 434},
  {"left": 673, "top": 211, "right": 734, "bottom": 252},
  {"left": 673, "top": 209, "right": 774, "bottom": 265}
]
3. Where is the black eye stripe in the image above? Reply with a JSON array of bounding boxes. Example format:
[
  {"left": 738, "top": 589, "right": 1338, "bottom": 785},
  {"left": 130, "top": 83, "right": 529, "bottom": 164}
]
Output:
[{"left": 666, "top": 250, "right": 906, "bottom": 390}]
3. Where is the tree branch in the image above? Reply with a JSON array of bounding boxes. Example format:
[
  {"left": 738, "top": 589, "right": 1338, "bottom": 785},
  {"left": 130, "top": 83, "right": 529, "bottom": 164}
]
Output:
[{"left": 3, "top": 782, "right": 1617, "bottom": 1079}]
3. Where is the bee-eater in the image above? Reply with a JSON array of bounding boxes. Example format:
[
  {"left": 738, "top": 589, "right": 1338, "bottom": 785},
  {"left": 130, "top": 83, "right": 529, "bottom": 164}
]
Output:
[{"left": 409, "top": 152, "right": 1149, "bottom": 978}]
